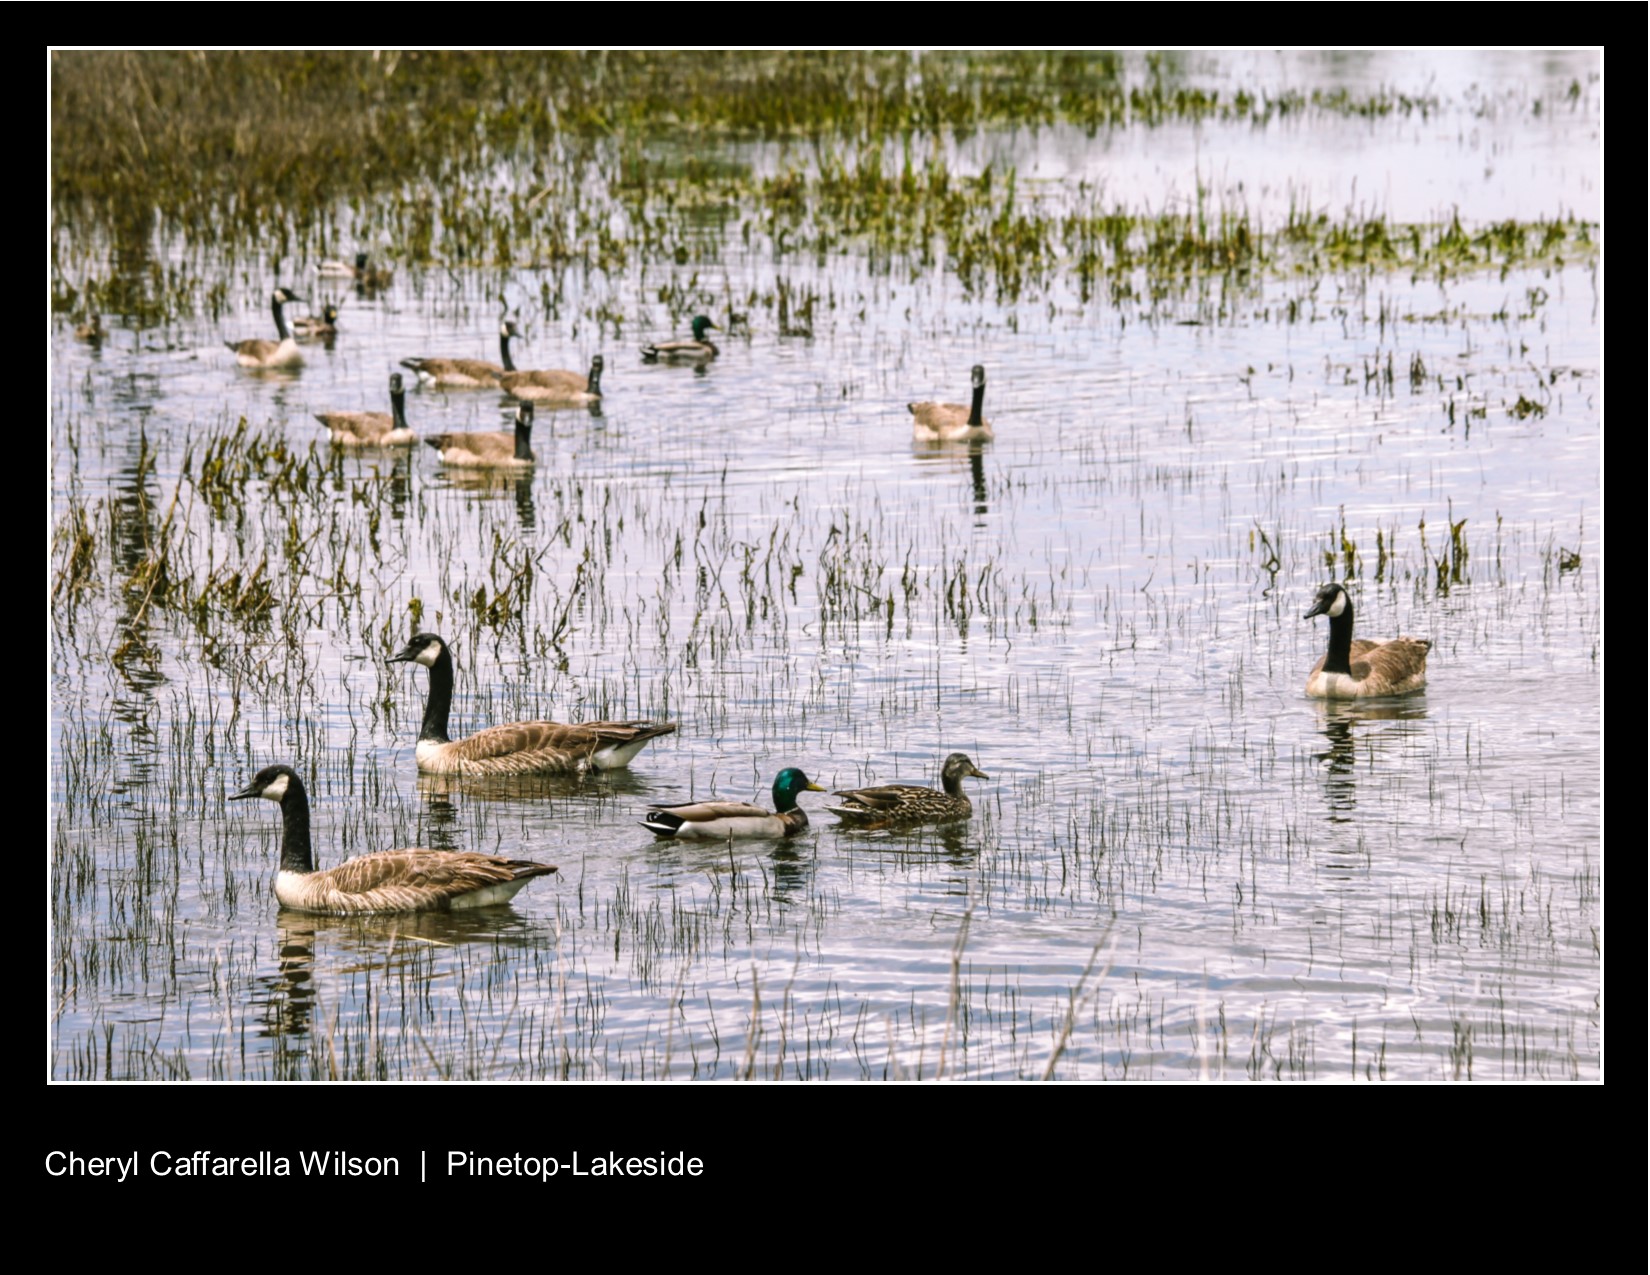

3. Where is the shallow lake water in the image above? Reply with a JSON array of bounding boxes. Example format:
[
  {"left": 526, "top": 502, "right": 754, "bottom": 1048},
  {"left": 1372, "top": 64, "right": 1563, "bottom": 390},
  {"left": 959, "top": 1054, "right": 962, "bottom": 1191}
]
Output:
[{"left": 50, "top": 51, "right": 1600, "bottom": 1081}]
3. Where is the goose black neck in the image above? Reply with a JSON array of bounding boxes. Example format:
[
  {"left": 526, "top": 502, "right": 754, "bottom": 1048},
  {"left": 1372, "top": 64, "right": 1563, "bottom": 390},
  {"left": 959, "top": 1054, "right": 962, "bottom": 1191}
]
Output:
[
  {"left": 391, "top": 387, "right": 408, "bottom": 430},
  {"left": 272, "top": 294, "right": 292, "bottom": 341},
  {"left": 1321, "top": 602, "right": 1355, "bottom": 676},
  {"left": 419, "top": 647, "right": 455, "bottom": 742},
  {"left": 278, "top": 781, "right": 315, "bottom": 874},
  {"left": 500, "top": 329, "right": 516, "bottom": 373},
  {"left": 514, "top": 418, "right": 534, "bottom": 461},
  {"left": 587, "top": 362, "right": 602, "bottom": 393},
  {"left": 968, "top": 382, "right": 985, "bottom": 427}
]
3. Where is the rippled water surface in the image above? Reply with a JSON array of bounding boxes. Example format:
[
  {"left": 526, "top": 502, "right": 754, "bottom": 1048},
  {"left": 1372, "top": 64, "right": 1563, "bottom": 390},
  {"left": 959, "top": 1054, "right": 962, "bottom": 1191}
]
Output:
[{"left": 50, "top": 51, "right": 1601, "bottom": 1080}]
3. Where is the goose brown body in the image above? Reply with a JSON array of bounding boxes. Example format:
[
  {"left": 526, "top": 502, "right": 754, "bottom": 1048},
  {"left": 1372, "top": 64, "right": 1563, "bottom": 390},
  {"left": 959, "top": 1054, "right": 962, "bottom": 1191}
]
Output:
[
  {"left": 499, "top": 355, "right": 604, "bottom": 404},
  {"left": 426, "top": 402, "right": 536, "bottom": 468},
  {"left": 401, "top": 320, "right": 522, "bottom": 387},
  {"left": 230, "top": 765, "right": 555, "bottom": 915},
  {"left": 227, "top": 287, "right": 305, "bottom": 368},
  {"left": 1304, "top": 583, "right": 1430, "bottom": 698},
  {"left": 316, "top": 373, "right": 416, "bottom": 446},
  {"left": 389, "top": 633, "right": 677, "bottom": 775},
  {"left": 909, "top": 365, "right": 993, "bottom": 441},
  {"left": 826, "top": 753, "right": 990, "bottom": 828}
]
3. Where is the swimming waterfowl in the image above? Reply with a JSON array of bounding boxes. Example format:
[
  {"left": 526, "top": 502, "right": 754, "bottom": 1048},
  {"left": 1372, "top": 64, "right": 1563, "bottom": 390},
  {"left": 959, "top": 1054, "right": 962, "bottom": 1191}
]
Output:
[
  {"left": 641, "top": 315, "right": 718, "bottom": 364},
  {"left": 318, "top": 251, "right": 393, "bottom": 288},
  {"left": 826, "top": 753, "right": 990, "bottom": 828},
  {"left": 642, "top": 768, "right": 825, "bottom": 840},
  {"left": 74, "top": 314, "right": 105, "bottom": 343},
  {"left": 229, "top": 764, "right": 556, "bottom": 914},
  {"left": 1303, "top": 582, "right": 1431, "bottom": 698},
  {"left": 400, "top": 319, "right": 522, "bottom": 387},
  {"left": 499, "top": 354, "right": 604, "bottom": 405},
  {"left": 225, "top": 287, "right": 305, "bottom": 368},
  {"left": 388, "top": 632, "right": 678, "bottom": 775},
  {"left": 315, "top": 373, "right": 416, "bottom": 447},
  {"left": 909, "top": 365, "right": 994, "bottom": 441},
  {"left": 292, "top": 303, "right": 341, "bottom": 336},
  {"left": 425, "top": 401, "right": 536, "bottom": 468}
]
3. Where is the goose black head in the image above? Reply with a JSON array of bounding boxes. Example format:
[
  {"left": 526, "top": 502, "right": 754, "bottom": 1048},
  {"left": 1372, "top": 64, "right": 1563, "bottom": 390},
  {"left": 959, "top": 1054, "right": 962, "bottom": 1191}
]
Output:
[
  {"left": 1304, "top": 582, "right": 1349, "bottom": 620},
  {"left": 230, "top": 764, "right": 304, "bottom": 803},
  {"left": 387, "top": 633, "right": 447, "bottom": 668}
]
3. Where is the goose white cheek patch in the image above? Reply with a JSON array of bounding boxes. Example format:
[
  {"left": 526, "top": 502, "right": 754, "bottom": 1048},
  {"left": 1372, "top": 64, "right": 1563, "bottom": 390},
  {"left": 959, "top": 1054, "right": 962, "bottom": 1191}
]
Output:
[
  {"left": 1327, "top": 591, "right": 1347, "bottom": 617},
  {"left": 415, "top": 643, "right": 442, "bottom": 667},
  {"left": 264, "top": 773, "right": 290, "bottom": 801}
]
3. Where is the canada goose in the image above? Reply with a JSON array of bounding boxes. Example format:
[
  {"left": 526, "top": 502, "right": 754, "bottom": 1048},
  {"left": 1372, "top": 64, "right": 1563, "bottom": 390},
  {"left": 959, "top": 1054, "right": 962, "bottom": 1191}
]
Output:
[
  {"left": 400, "top": 319, "right": 522, "bottom": 387},
  {"left": 315, "top": 373, "right": 416, "bottom": 447},
  {"left": 292, "top": 303, "right": 341, "bottom": 336},
  {"left": 229, "top": 764, "right": 556, "bottom": 914},
  {"left": 387, "top": 633, "right": 678, "bottom": 775},
  {"left": 909, "top": 365, "right": 994, "bottom": 441},
  {"left": 499, "top": 354, "right": 604, "bottom": 405},
  {"left": 826, "top": 753, "right": 990, "bottom": 829},
  {"left": 73, "top": 314, "right": 105, "bottom": 343},
  {"left": 225, "top": 288, "right": 305, "bottom": 368},
  {"left": 425, "top": 401, "right": 536, "bottom": 468},
  {"left": 318, "top": 251, "right": 394, "bottom": 288},
  {"left": 642, "top": 768, "right": 825, "bottom": 840},
  {"left": 1303, "top": 582, "right": 1431, "bottom": 698},
  {"left": 641, "top": 315, "right": 718, "bottom": 364}
]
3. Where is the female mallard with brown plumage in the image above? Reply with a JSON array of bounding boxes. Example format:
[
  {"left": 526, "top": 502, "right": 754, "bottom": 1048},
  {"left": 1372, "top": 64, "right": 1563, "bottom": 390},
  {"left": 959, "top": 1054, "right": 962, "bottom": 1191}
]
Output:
[
  {"left": 229, "top": 764, "right": 556, "bottom": 914},
  {"left": 499, "top": 354, "right": 604, "bottom": 405},
  {"left": 641, "top": 315, "right": 718, "bottom": 364},
  {"left": 315, "top": 373, "right": 416, "bottom": 447},
  {"left": 400, "top": 319, "right": 523, "bottom": 387},
  {"left": 826, "top": 753, "right": 990, "bottom": 828},
  {"left": 1303, "top": 582, "right": 1431, "bottom": 698},
  {"left": 909, "top": 365, "right": 994, "bottom": 442},
  {"left": 225, "top": 287, "right": 305, "bottom": 368},
  {"left": 388, "top": 632, "right": 677, "bottom": 775},
  {"left": 642, "top": 768, "right": 825, "bottom": 840}
]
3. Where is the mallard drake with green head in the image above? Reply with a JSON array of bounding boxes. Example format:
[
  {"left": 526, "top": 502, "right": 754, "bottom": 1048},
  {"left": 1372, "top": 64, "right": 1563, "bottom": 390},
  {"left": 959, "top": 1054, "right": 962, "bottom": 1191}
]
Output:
[
  {"left": 641, "top": 315, "right": 718, "bottom": 364},
  {"left": 293, "top": 302, "right": 341, "bottom": 336},
  {"left": 826, "top": 753, "right": 990, "bottom": 828},
  {"left": 642, "top": 768, "right": 825, "bottom": 840}
]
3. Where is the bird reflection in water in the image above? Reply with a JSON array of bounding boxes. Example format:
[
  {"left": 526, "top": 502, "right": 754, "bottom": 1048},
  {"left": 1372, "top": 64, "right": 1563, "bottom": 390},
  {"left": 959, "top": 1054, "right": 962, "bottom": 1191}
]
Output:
[
  {"left": 911, "top": 440, "right": 991, "bottom": 523},
  {"left": 1312, "top": 698, "right": 1429, "bottom": 824}
]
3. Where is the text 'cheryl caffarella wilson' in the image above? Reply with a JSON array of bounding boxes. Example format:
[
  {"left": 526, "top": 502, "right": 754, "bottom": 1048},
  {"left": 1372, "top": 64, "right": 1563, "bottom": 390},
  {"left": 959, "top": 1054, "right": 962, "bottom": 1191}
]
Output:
[{"left": 46, "top": 1149, "right": 705, "bottom": 1181}]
